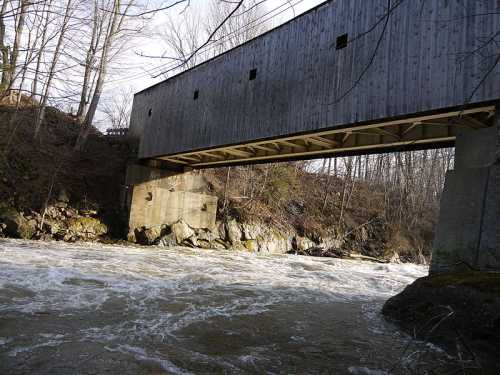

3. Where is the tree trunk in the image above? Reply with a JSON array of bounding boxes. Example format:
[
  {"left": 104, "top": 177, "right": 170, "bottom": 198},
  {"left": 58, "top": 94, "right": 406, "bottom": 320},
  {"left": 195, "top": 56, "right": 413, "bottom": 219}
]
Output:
[
  {"left": 76, "top": 0, "right": 100, "bottom": 122},
  {"left": 75, "top": 0, "right": 124, "bottom": 150},
  {"left": 0, "top": 0, "right": 10, "bottom": 93},
  {"left": 34, "top": 0, "right": 73, "bottom": 138},
  {"left": 31, "top": 0, "right": 53, "bottom": 99},
  {"left": 2, "top": 0, "right": 29, "bottom": 96}
]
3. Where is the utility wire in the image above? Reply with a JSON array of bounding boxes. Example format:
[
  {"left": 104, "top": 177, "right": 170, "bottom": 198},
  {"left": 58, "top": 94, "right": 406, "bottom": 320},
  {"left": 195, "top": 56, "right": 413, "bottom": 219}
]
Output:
[{"left": 107, "top": 0, "right": 303, "bottom": 84}]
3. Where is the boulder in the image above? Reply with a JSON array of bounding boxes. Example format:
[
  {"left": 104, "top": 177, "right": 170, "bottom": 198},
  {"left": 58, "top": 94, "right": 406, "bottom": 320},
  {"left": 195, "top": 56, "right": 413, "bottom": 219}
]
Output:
[
  {"left": 383, "top": 272, "right": 500, "bottom": 369},
  {"left": 295, "top": 236, "right": 316, "bottom": 252},
  {"left": 134, "top": 225, "right": 162, "bottom": 245},
  {"left": 226, "top": 219, "right": 242, "bottom": 244},
  {"left": 158, "top": 232, "right": 177, "bottom": 247},
  {"left": 67, "top": 217, "right": 107, "bottom": 240},
  {"left": 0, "top": 208, "right": 36, "bottom": 239},
  {"left": 241, "top": 222, "right": 263, "bottom": 240},
  {"left": 171, "top": 220, "right": 195, "bottom": 244},
  {"left": 257, "top": 229, "right": 292, "bottom": 254},
  {"left": 216, "top": 221, "right": 226, "bottom": 240},
  {"left": 80, "top": 209, "right": 98, "bottom": 217},
  {"left": 0, "top": 223, "right": 6, "bottom": 237},
  {"left": 211, "top": 239, "right": 229, "bottom": 250},
  {"left": 195, "top": 229, "right": 216, "bottom": 249},
  {"left": 43, "top": 219, "right": 62, "bottom": 235},
  {"left": 389, "top": 252, "right": 401, "bottom": 264},
  {"left": 321, "top": 236, "right": 343, "bottom": 250},
  {"left": 243, "top": 239, "right": 259, "bottom": 252}
]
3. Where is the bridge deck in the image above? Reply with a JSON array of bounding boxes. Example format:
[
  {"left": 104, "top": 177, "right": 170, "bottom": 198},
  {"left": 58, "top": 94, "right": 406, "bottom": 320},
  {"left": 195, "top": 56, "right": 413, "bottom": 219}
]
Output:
[{"left": 157, "top": 105, "right": 495, "bottom": 168}]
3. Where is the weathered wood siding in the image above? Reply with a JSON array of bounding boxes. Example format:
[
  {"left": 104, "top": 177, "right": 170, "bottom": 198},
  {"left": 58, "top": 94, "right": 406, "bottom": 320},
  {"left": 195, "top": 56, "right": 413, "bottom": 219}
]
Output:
[{"left": 130, "top": 0, "right": 500, "bottom": 159}]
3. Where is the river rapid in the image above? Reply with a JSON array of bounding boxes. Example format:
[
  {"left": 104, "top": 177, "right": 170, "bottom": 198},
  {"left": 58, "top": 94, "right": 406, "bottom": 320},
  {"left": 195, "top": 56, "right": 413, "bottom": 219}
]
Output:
[{"left": 0, "top": 239, "right": 458, "bottom": 374}]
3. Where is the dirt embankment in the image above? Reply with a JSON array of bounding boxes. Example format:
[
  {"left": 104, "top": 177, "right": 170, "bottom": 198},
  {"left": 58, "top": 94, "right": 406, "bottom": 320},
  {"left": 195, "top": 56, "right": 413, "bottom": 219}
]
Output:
[{"left": 0, "top": 104, "right": 131, "bottom": 242}]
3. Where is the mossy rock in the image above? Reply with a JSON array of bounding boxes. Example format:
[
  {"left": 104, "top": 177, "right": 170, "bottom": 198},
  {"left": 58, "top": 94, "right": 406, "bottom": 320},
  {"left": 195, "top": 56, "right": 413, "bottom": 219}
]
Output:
[
  {"left": 0, "top": 207, "right": 36, "bottom": 239},
  {"left": 67, "top": 216, "right": 107, "bottom": 239},
  {"left": 243, "top": 240, "right": 259, "bottom": 252}
]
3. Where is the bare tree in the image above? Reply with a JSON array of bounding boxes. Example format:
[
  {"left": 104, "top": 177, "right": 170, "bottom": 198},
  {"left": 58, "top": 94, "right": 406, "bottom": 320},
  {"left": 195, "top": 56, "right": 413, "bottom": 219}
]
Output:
[
  {"left": 205, "top": 0, "right": 268, "bottom": 54},
  {"left": 101, "top": 86, "right": 133, "bottom": 129},
  {"left": 34, "top": 0, "right": 74, "bottom": 138},
  {"left": 74, "top": 0, "right": 138, "bottom": 150},
  {"left": 160, "top": 10, "right": 205, "bottom": 71},
  {"left": 75, "top": 0, "right": 102, "bottom": 123},
  {"left": 0, "top": 0, "right": 30, "bottom": 95}
]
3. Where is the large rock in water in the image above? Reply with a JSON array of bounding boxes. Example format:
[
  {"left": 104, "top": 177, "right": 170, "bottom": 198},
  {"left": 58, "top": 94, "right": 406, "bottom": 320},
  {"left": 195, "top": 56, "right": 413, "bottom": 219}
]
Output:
[
  {"left": 0, "top": 208, "right": 36, "bottom": 239},
  {"left": 383, "top": 272, "right": 500, "bottom": 370},
  {"left": 171, "top": 220, "right": 195, "bottom": 244},
  {"left": 134, "top": 225, "right": 163, "bottom": 245}
]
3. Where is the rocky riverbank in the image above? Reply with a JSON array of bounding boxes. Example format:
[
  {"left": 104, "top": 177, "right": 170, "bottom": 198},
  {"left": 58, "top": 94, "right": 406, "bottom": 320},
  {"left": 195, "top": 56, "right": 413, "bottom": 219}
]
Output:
[
  {"left": 0, "top": 190, "right": 109, "bottom": 243},
  {"left": 382, "top": 271, "right": 500, "bottom": 371},
  {"left": 132, "top": 217, "right": 406, "bottom": 262}
]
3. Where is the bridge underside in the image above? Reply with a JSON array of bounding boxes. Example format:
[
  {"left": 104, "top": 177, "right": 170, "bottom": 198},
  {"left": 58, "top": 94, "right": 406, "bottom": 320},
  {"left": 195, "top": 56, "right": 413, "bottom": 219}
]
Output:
[{"left": 154, "top": 106, "right": 495, "bottom": 169}]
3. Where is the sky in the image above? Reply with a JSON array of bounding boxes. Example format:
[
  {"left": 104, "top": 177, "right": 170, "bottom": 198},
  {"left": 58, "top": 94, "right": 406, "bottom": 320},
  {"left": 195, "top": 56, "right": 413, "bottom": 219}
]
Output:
[{"left": 107, "top": 0, "right": 325, "bottom": 98}]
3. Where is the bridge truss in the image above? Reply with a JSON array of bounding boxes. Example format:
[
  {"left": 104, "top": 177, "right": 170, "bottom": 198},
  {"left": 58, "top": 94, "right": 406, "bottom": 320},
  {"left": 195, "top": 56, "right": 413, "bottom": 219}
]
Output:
[{"left": 156, "top": 105, "right": 495, "bottom": 168}]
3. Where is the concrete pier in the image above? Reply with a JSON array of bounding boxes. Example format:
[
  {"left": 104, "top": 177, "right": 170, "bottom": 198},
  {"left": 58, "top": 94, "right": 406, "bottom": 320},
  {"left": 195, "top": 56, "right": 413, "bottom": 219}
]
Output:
[
  {"left": 125, "top": 164, "right": 218, "bottom": 241},
  {"left": 431, "top": 119, "right": 500, "bottom": 274}
]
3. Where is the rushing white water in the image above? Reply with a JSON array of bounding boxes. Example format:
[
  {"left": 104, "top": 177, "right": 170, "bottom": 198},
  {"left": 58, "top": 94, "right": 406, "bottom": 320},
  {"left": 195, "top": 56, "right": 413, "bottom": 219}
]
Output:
[{"left": 0, "top": 239, "right": 455, "bottom": 374}]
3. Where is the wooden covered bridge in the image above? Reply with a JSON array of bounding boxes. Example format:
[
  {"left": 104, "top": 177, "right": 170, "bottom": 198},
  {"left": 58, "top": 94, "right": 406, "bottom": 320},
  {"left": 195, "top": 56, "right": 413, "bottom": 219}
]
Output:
[{"left": 127, "top": 0, "right": 500, "bottom": 274}]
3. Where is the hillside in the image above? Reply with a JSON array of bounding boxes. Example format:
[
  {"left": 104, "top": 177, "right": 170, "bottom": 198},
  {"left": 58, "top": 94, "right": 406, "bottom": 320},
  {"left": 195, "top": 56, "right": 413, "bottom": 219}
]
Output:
[
  {"left": 202, "top": 164, "right": 436, "bottom": 263},
  {"left": 0, "top": 103, "right": 131, "bottom": 240}
]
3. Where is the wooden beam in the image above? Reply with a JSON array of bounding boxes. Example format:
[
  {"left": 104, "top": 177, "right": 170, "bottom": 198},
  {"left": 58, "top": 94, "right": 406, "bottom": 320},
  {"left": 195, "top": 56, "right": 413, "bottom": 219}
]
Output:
[
  {"left": 162, "top": 157, "right": 189, "bottom": 165},
  {"left": 190, "top": 136, "right": 456, "bottom": 167},
  {"left": 223, "top": 148, "right": 252, "bottom": 157},
  {"left": 402, "top": 122, "right": 420, "bottom": 136},
  {"left": 306, "top": 136, "right": 338, "bottom": 148},
  {"left": 342, "top": 132, "right": 351, "bottom": 144},
  {"left": 201, "top": 151, "right": 225, "bottom": 160},
  {"left": 314, "top": 136, "right": 339, "bottom": 146},
  {"left": 253, "top": 144, "right": 276, "bottom": 153},
  {"left": 176, "top": 155, "right": 201, "bottom": 162},
  {"left": 370, "top": 127, "right": 400, "bottom": 140},
  {"left": 277, "top": 140, "right": 307, "bottom": 151}
]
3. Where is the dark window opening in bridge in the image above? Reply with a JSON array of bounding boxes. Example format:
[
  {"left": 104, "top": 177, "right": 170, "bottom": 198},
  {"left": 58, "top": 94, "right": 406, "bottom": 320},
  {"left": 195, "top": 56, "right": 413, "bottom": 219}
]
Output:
[
  {"left": 148, "top": 108, "right": 152, "bottom": 117},
  {"left": 193, "top": 90, "right": 199, "bottom": 100},
  {"left": 336, "top": 33, "right": 348, "bottom": 49},
  {"left": 249, "top": 69, "right": 257, "bottom": 81}
]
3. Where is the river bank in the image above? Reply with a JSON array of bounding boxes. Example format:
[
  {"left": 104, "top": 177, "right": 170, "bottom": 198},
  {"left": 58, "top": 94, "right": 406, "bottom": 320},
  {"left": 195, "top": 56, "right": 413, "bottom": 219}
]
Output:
[
  {"left": 0, "top": 238, "right": 467, "bottom": 374},
  {"left": 0, "top": 103, "right": 436, "bottom": 263},
  {"left": 383, "top": 272, "right": 500, "bottom": 372}
]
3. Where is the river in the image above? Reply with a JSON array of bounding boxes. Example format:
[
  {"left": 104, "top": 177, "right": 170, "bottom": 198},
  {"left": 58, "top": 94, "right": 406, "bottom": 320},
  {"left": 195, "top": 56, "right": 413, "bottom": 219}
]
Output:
[{"left": 0, "top": 239, "right": 459, "bottom": 374}]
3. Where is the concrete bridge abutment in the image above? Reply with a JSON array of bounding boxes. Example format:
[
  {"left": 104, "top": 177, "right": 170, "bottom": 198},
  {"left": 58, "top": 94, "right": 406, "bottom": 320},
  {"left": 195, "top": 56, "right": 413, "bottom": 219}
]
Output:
[
  {"left": 431, "top": 112, "right": 500, "bottom": 274},
  {"left": 124, "top": 163, "right": 218, "bottom": 242}
]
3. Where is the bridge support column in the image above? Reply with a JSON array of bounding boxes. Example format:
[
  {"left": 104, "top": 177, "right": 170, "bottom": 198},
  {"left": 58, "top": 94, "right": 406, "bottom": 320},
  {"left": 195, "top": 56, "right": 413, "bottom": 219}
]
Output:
[
  {"left": 430, "top": 117, "right": 500, "bottom": 274},
  {"left": 124, "top": 163, "right": 218, "bottom": 241}
]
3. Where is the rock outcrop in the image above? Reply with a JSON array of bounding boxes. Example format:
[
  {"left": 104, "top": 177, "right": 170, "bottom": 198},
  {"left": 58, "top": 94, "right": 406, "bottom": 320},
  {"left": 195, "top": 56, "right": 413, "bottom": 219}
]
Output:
[
  {"left": 0, "top": 206, "right": 37, "bottom": 239},
  {"left": 131, "top": 218, "right": 364, "bottom": 257},
  {"left": 0, "top": 190, "right": 108, "bottom": 242},
  {"left": 383, "top": 272, "right": 500, "bottom": 370}
]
